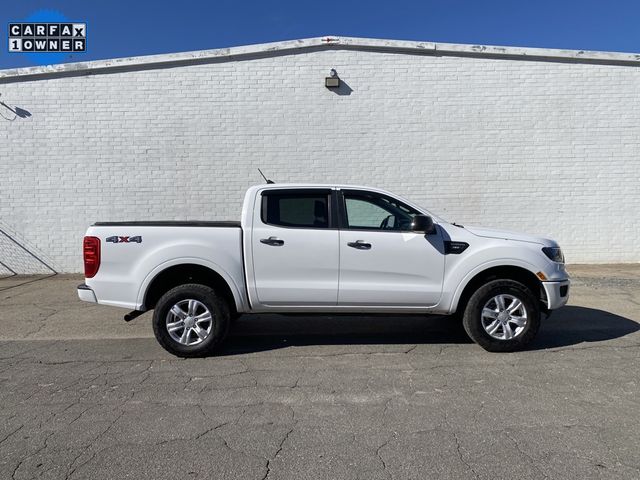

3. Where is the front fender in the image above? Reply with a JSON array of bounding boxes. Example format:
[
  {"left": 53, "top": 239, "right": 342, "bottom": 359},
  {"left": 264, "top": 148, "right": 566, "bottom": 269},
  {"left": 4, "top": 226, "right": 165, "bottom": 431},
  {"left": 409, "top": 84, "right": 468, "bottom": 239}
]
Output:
[{"left": 447, "top": 258, "right": 541, "bottom": 313}]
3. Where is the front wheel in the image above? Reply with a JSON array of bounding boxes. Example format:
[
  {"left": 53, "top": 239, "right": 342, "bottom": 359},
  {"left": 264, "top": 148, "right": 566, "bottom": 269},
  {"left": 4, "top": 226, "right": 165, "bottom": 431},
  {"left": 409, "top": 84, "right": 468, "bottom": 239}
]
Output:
[
  {"left": 462, "top": 279, "right": 540, "bottom": 352},
  {"left": 152, "top": 283, "right": 230, "bottom": 357}
]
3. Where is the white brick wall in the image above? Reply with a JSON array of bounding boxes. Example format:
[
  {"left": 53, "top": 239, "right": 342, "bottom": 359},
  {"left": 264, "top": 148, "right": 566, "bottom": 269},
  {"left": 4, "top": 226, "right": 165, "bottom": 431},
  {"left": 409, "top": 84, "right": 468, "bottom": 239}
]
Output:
[{"left": 1, "top": 42, "right": 639, "bottom": 272}]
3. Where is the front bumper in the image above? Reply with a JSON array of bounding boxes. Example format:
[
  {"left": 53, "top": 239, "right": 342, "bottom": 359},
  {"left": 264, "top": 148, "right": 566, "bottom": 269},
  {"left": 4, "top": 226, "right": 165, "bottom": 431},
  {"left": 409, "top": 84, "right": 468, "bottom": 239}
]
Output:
[
  {"left": 542, "top": 279, "right": 570, "bottom": 310},
  {"left": 77, "top": 284, "right": 97, "bottom": 303}
]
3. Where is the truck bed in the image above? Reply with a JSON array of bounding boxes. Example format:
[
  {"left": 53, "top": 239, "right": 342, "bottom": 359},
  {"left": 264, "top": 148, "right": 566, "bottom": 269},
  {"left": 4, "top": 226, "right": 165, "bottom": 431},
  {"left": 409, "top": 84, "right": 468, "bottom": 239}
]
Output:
[
  {"left": 83, "top": 222, "right": 245, "bottom": 311},
  {"left": 93, "top": 221, "right": 241, "bottom": 227}
]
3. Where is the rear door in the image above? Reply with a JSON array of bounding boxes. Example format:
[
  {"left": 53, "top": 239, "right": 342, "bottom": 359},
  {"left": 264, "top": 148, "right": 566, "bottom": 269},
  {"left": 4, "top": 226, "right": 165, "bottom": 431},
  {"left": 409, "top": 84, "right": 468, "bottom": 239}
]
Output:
[
  {"left": 251, "top": 188, "right": 339, "bottom": 306},
  {"left": 337, "top": 189, "right": 445, "bottom": 307}
]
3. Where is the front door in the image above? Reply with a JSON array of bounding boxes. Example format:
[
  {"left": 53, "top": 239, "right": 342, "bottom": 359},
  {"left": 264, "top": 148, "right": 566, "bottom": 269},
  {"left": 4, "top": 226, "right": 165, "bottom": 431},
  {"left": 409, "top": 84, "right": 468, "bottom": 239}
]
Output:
[
  {"left": 252, "top": 188, "right": 339, "bottom": 306},
  {"left": 337, "top": 189, "right": 445, "bottom": 307}
]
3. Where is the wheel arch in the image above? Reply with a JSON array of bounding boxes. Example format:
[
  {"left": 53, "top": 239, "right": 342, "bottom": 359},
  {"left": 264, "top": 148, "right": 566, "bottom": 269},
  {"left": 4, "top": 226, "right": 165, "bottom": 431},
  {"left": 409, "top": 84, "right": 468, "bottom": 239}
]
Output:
[
  {"left": 452, "top": 264, "right": 545, "bottom": 315},
  {"left": 139, "top": 261, "right": 244, "bottom": 315}
]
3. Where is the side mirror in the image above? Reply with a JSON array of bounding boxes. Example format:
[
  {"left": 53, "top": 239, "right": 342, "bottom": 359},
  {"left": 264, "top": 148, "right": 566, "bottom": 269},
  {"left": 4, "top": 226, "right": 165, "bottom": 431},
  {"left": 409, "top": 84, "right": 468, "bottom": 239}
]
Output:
[{"left": 411, "top": 215, "right": 436, "bottom": 234}]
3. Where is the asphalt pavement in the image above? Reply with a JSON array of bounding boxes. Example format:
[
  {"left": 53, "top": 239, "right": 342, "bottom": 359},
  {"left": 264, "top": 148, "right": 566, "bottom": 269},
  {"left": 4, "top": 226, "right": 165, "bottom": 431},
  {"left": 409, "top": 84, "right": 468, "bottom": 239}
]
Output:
[{"left": 0, "top": 265, "right": 639, "bottom": 479}]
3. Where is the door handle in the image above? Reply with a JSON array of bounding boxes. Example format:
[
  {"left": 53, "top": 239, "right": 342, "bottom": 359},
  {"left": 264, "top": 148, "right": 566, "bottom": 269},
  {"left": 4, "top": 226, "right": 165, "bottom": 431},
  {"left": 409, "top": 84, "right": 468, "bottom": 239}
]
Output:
[
  {"left": 347, "top": 240, "right": 371, "bottom": 250},
  {"left": 260, "top": 236, "right": 284, "bottom": 246}
]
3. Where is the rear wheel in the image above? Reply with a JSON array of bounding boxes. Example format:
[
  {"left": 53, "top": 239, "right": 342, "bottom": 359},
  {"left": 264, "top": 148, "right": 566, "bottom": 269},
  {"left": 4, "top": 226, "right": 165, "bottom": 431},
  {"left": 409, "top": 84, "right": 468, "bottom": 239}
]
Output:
[
  {"left": 152, "top": 283, "right": 230, "bottom": 357},
  {"left": 462, "top": 279, "right": 540, "bottom": 352}
]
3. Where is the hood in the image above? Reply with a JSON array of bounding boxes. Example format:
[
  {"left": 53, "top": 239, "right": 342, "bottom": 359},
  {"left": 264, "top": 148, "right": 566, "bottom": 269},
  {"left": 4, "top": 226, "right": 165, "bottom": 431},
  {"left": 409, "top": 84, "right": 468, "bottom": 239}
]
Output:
[{"left": 463, "top": 225, "right": 557, "bottom": 247}]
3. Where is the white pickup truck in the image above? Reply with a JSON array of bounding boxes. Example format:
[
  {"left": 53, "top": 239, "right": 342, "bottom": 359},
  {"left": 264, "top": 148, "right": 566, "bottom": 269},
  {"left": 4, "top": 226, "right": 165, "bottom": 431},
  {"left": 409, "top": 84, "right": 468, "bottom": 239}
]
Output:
[{"left": 78, "top": 184, "right": 570, "bottom": 356}]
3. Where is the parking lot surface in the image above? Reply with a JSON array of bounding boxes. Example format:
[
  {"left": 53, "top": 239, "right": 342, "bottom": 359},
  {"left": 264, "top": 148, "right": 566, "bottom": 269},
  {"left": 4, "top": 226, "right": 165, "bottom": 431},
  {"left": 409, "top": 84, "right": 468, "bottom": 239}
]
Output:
[{"left": 1, "top": 265, "right": 639, "bottom": 479}]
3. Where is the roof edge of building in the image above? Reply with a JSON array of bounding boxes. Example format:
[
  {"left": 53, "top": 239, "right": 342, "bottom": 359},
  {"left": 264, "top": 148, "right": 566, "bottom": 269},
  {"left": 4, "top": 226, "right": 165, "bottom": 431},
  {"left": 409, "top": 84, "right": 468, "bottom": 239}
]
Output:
[{"left": 2, "top": 35, "right": 640, "bottom": 81}]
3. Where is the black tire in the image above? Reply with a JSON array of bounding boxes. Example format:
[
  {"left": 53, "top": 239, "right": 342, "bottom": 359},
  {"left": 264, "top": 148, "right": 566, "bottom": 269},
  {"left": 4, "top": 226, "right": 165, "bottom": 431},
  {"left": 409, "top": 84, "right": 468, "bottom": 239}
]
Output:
[
  {"left": 152, "top": 283, "right": 230, "bottom": 357},
  {"left": 462, "top": 279, "right": 540, "bottom": 352}
]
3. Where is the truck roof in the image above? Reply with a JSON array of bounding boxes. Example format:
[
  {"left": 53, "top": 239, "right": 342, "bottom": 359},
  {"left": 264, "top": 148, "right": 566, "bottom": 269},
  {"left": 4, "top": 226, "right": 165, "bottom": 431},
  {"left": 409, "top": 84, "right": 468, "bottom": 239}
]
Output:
[{"left": 247, "top": 183, "right": 388, "bottom": 190}]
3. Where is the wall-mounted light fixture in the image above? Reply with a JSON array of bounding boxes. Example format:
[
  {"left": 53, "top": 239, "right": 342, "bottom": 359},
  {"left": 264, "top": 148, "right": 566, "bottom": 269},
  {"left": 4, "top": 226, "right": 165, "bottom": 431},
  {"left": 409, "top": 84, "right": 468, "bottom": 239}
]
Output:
[{"left": 325, "top": 69, "right": 340, "bottom": 88}]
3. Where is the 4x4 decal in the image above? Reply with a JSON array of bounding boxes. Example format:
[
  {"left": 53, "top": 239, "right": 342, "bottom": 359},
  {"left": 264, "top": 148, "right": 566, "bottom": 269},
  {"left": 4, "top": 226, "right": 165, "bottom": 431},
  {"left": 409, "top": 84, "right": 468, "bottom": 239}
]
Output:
[{"left": 106, "top": 236, "right": 142, "bottom": 243}]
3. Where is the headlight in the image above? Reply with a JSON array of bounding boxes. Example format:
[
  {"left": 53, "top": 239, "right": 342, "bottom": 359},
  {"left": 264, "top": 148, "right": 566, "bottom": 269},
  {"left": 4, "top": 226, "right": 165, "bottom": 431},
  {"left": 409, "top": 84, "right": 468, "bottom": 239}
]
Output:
[{"left": 542, "top": 247, "right": 564, "bottom": 263}]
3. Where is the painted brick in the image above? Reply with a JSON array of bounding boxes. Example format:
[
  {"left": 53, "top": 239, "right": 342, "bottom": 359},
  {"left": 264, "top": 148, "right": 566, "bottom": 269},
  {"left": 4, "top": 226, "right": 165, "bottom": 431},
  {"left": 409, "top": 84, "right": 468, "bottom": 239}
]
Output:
[{"left": 1, "top": 46, "right": 639, "bottom": 272}]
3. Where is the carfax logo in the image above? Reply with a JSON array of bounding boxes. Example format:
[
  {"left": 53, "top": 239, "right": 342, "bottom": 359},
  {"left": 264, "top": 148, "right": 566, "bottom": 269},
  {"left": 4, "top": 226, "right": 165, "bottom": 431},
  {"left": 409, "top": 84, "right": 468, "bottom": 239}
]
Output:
[{"left": 8, "top": 22, "right": 86, "bottom": 53}]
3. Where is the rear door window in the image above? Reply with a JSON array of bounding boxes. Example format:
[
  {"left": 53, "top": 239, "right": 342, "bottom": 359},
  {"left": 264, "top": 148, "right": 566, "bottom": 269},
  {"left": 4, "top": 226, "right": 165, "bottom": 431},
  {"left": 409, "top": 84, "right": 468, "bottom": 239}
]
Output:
[{"left": 261, "top": 191, "right": 330, "bottom": 228}]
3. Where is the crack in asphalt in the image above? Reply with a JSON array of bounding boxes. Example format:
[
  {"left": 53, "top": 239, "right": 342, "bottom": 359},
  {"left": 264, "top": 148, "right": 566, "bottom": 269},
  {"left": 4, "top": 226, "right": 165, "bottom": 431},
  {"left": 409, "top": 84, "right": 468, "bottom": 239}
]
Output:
[
  {"left": 375, "top": 436, "right": 394, "bottom": 479},
  {"left": 24, "top": 304, "right": 58, "bottom": 339},
  {"left": 66, "top": 447, "right": 93, "bottom": 480},
  {"left": 0, "top": 424, "right": 23, "bottom": 446},
  {"left": 61, "top": 408, "right": 130, "bottom": 479},
  {"left": 452, "top": 430, "right": 480, "bottom": 480},
  {"left": 503, "top": 430, "right": 551, "bottom": 480},
  {"left": 12, "top": 431, "right": 54, "bottom": 480},
  {"left": 261, "top": 427, "right": 294, "bottom": 480},
  {"left": 404, "top": 344, "right": 418, "bottom": 354},
  {"left": 443, "top": 410, "right": 480, "bottom": 480}
]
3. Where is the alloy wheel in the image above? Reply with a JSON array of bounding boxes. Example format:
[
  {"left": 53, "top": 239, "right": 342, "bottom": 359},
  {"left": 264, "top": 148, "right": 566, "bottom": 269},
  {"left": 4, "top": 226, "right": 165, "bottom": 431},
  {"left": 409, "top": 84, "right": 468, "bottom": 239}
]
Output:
[
  {"left": 481, "top": 294, "right": 528, "bottom": 340},
  {"left": 165, "top": 299, "right": 214, "bottom": 346}
]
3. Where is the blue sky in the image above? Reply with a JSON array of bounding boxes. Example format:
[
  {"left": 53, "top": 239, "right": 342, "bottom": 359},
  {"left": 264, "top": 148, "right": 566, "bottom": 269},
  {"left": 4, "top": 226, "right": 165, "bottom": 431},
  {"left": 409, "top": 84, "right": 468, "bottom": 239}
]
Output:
[{"left": 2, "top": 0, "right": 640, "bottom": 69}]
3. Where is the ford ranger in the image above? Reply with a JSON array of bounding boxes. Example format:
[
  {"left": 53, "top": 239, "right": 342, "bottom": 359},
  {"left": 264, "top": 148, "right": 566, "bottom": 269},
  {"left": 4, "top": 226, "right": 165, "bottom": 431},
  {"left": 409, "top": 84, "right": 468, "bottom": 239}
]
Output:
[{"left": 78, "top": 184, "right": 570, "bottom": 356}]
